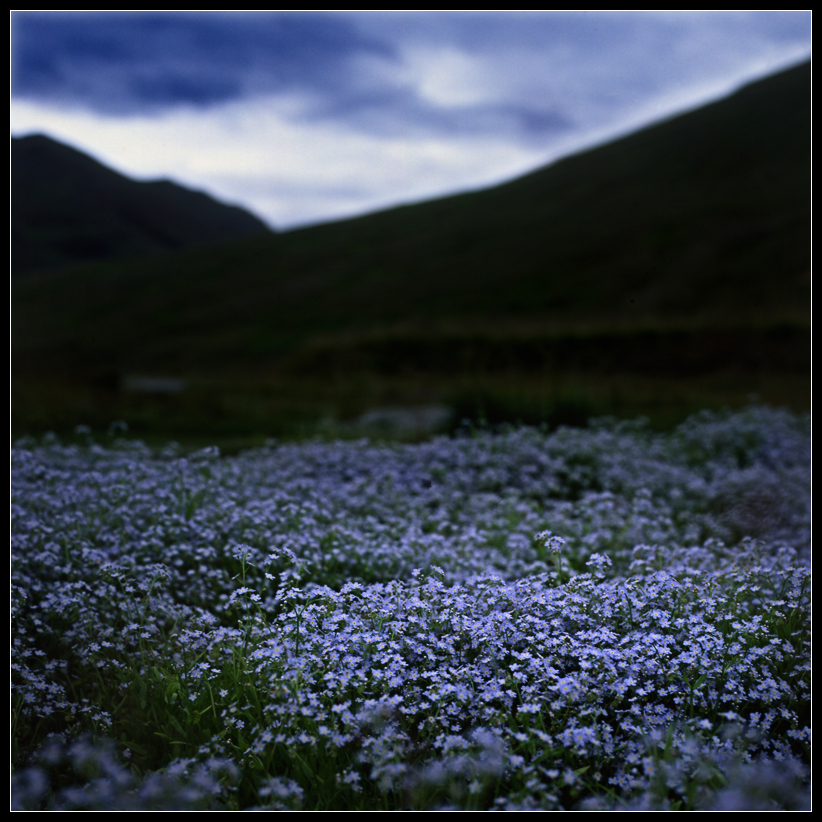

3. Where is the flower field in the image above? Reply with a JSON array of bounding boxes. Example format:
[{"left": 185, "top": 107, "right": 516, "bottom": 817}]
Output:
[{"left": 11, "top": 407, "right": 811, "bottom": 810}]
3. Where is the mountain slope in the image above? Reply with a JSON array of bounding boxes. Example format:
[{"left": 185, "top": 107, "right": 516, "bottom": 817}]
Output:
[
  {"left": 12, "top": 61, "right": 810, "bottom": 437},
  {"left": 11, "top": 133, "right": 273, "bottom": 275}
]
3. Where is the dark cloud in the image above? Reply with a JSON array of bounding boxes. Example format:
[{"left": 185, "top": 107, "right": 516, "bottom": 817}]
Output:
[
  {"left": 353, "top": 10, "right": 643, "bottom": 52},
  {"left": 11, "top": 11, "right": 396, "bottom": 115},
  {"left": 11, "top": 10, "right": 811, "bottom": 148},
  {"left": 11, "top": 11, "right": 584, "bottom": 143}
]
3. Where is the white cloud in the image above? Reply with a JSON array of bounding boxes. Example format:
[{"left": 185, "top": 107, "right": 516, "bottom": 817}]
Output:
[
  {"left": 11, "top": 95, "right": 548, "bottom": 228},
  {"left": 401, "top": 47, "right": 493, "bottom": 108}
]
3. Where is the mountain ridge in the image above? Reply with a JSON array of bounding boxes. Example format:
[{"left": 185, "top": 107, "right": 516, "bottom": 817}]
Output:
[
  {"left": 12, "top": 60, "right": 810, "bottom": 437},
  {"left": 11, "top": 132, "right": 273, "bottom": 275}
]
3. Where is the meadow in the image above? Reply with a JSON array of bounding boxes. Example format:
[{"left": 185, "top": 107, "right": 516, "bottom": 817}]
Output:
[{"left": 11, "top": 406, "right": 810, "bottom": 810}]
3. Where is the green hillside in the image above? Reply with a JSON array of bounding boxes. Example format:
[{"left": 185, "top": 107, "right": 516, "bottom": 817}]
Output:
[{"left": 12, "top": 61, "right": 810, "bottom": 440}]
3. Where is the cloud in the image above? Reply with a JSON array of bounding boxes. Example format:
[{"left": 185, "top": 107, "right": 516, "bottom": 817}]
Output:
[
  {"left": 13, "top": 11, "right": 810, "bottom": 139},
  {"left": 11, "top": 11, "right": 396, "bottom": 116},
  {"left": 10, "top": 11, "right": 811, "bottom": 229},
  {"left": 10, "top": 93, "right": 550, "bottom": 229}
]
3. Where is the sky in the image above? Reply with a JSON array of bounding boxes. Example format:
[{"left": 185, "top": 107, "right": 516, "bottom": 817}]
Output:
[{"left": 10, "top": 10, "right": 812, "bottom": 231}]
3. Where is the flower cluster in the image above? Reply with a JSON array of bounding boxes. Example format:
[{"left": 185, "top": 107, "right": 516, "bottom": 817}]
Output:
[{"left": 11, "top": 407, "right": 810, "bottom": 809}]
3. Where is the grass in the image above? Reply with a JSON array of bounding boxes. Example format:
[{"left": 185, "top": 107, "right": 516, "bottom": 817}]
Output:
[
  {"left": 12, "top": 62, "right": 809, "bottom": 443},
  {"left": 12, "top": 343, "right": 810, "bottom": 447}
]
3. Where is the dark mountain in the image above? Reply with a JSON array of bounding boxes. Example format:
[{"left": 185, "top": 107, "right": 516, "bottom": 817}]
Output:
[
  {"left": 11, "top": 133, "right": 272, "bottom": 275},
  {"left": 12, "top": 60, "right": 810, "bottom": 437}
]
